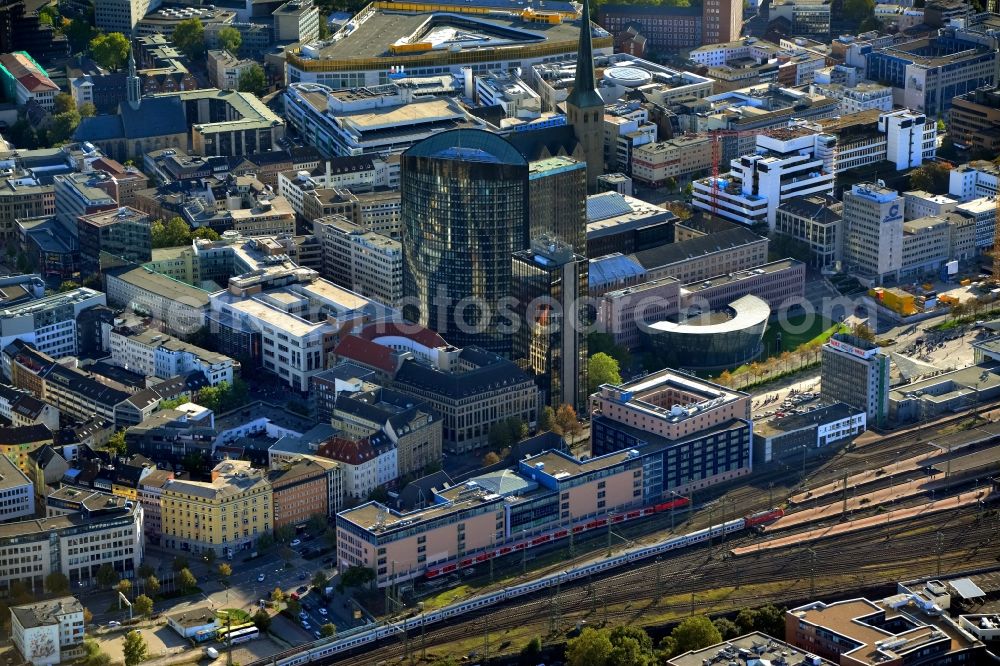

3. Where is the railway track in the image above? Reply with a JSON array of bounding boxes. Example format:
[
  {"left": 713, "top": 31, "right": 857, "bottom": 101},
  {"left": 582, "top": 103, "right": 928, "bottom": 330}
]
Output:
[{"left": 338, "top": 506, "right": 1000, "bottom": 665}]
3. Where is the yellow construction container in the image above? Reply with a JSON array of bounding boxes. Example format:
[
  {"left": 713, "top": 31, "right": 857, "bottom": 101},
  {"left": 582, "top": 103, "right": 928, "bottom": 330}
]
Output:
[
  {"left": 871, "top": 287, "right": 917, "bottom": 316},
  {"left": 389, "top": 42, "right": 433, "bottom": 54},
  {"left": 961, "top": 278, "right": 972, "bottom": 286}
]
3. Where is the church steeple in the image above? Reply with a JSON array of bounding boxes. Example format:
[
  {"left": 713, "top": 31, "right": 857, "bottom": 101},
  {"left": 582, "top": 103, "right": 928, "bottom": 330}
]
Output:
[
  {"left": 565, "top": 0, "right": 604, "bottom": 191},
  {"left": 126, "top": 46, "right": 141, "bottom": 111}
]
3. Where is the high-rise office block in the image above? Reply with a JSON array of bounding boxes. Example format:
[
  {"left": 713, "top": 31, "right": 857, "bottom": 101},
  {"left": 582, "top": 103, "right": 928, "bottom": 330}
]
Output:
[
  {"left": 96, "top": 0, "right": 162, "bottom": 34},
  {"left": 821, "top": 333, "right": 890, "bottom": 426},
  {"left": 512, "top": 236, "right": 589, "bottom": 413},
  {"left": 566, "top": 0, "right": 605, "bottom": 190},
  {"left": 529, "top": 157, "right": 588, "bottom": 254},
  {"left": 843, "top": 183, "right": 903, "bottom": 284},
  {"left": 77, "top": 206, "right": 153, "bottom": 276},
  {"left": 402, "top": 129, "right": 529, "bottom": 355}
]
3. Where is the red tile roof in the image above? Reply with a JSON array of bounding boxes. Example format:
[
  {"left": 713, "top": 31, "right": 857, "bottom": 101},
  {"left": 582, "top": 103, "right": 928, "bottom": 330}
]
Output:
[
  {"left": 333, "top": 335, "right": 395, "bottom": 373},
  {"left": 317, "top": 435, "right": 376, "bottom": 466},
  {"left": 357, "top": 321, "right": 447, "bottom": 349},
  {"left": 0, "top": 53, "right": 57, "bottom": 93}
]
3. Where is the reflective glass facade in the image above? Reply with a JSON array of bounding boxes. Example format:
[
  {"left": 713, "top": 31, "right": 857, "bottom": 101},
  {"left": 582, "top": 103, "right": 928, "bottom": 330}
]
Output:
[{"left": 402, "top": 130, "right": 529, "bottom": 355}]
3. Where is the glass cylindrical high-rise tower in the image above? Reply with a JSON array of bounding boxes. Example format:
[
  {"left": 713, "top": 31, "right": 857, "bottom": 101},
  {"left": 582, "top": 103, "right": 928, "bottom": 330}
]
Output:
[{"left": 402, "top": 129, "right": 529, "bottom": 356}]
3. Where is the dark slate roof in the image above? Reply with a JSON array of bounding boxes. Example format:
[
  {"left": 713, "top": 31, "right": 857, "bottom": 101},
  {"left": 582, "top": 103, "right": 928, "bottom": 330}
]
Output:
[
  {"left": 629, "top": 227, "right": 766, "bottom": 271},
  {"left": 396, "top": 470, "right": 453, "bottom": 510},
  {"left": 393, "top": 347, "right": 534, "bottom": 400},
  {"left": 506, "top": 124, "right": 579, "bottom": 162},
  {"left": 42, "top": 364, "right": 130, "bottom": 408},
  {"left": 120, "top": 97, "right": 187, "bottom": 139},
  {"left": 11, "top": 394, "right": 48, "bottom": 420},
  {"left": 0, "top": 383, "right": 24, "bottom": 403},
  {"left": 74, "top": 115, "right": 125, "bottom": 141},
  {"left": 28, "top": 444, "right": 64, "bottom": 468},
  {"left": 334, "top": 387, "right": 429, "bottom": 433},
  {"left": 0, "top": 424, "right": 51, "bottom": 445}
]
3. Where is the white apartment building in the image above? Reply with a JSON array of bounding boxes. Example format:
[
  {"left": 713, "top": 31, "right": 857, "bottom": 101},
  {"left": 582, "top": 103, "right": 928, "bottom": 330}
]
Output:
[
  {"left": 956, "top": 197, "right": 997, "bottom": 248},
  {"left": 321, "top": 435, "right": 395, "bottom": 499},
  {"left": 11, "top": 597, "right": 85, "bottom": 666},
  {"left": 109, "top": 327, "right": 238, "bottom": 385},
  {"left": 474, "top": 70, "right": 542, "bottom": 119},
  {"left": 843, "top": 183, "right": 904, "bottom": 283},
  {"left": 0, "top": 456, "right": 35, "bottom": 523},
  {"left": 0, "top": 288, "right": 106, "bottom": 360},
  {"left": 692, "top": 131, "right": 835, "bottom": 228},
  {"left": 312, "top": 215, "right": 402, "bottom": 307},
  {"left": 689, "top": 37, "right": 782, "bottom": 67},
  {"left": 277, "top": 157, "right": 390, "bottom": 217},
  {"left": 880, "top": 110, "right": 936, "bottom": 170},
  {"left": 95, "top": 0, "right": 162, "bottom": 35},
  {"left": 206, "top": 50, "right": 257, "bottom": 90},
  {"left": 949, "top": 161, "right": 999, "bottom": 202},
  {"left": 809, "top": 81, "right": 893, "bottom": 114}
]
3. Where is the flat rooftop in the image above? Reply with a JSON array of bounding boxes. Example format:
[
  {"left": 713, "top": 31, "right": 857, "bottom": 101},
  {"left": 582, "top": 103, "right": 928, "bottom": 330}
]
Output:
[
  {"left": 224, "top": 298, "right": 331, "bottom": 338},
  {"left": 681, "top": 259, "right": 802, "bottom": 294},
  {"left": 310, "top": 8, "right": 590, "bottom": 61},
  {"left": 667, "top": 631, "right": 833, "bottom": 666}
]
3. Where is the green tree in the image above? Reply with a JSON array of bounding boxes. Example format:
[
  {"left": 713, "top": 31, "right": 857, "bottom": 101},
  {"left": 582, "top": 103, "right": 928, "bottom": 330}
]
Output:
[
  {"left": 90, "top": 32, "right": 130, "bottom": 71},
  {"left": 852, "top": 322, "right": 876, "bottom": 342},
  {"left": 133, "top": 594, "right": 153, "bottom": 618},
  {"left": 753, "top": 604, "right": 786, "bottom": 637},
  {"left": 539, "top": 405, "right": 555, "bottom": 432},
  {"left": 80, "top": 640, "right": 111, "bottom": 666},
  {"left": 144, "top": 575, "right": 160, "bottom": 596},
  {"left": 122, "top": 630, "right": 148, "bottom": 666},
  {"left": 66, "top": 18, "right": 96, "bottom": 52},
  {"left": 842, "top": 0, "right": 875, "bottom": 25},
  {"left": 588, "top": 352, "right": 622, "bottom": 393},
  {"left": 80, "top": 102, "right": 97, "bottom": 118},
  {"left": 908, "top": 161, "right": 951, "bottom": 194},
  {"left": 10, "top": 580, "right": 31, "bottom": 604},
  {"left": 270, "top": 587, "right": 285, "bottom": 603},
  {"left": 38, "top": 5, "right": 57, "bottom": 26},
  {"left": 252, "top": 609, "right": 271, "bottom": 631},
  {"left": 117, "top": 579, "right": 132, "bottom": 597},
  {"left": 286, "top": 598, "right": 301, "bottom": 615},
  {"left": 521, "top": 636, "right": 542, "bottom": 661},
  {"left": 320, "top": 623, "right": 336, "bottom": 637},
  {"left": 151, "top": 216, "right": 193, "bottom": 248},
  {"left": 53, "top": 93, "right": 76, "bottom": 115},
  {"left": 713, "top": 617, "right": 740, "bottom": 639},
  {"left": 173, "top": 18, "right": 206, "bottom": 60},
  {"left": 566, "top": 627, "right": 613, "bottom": 666},
  {"left": 339, "top": 565, "right": 375, "bottom": 589},
  {"left": 44, "top": 572, "right": 69, "bottom": 595},
  {"left": 58, "top": 280, "right": 82, "bottom": 293},
  {"left": 668, "top": 616, "right": 722, "bottom": 656},
  {"left": 49, "top": 109, "right": 82, "bottom": 144},
  {"left": 312, "top": 571, "right": 328, "bottom": 590},
  {"left": 587, "top": 332, "right": 631, "bottom": 368},
  {"left": 608, "top": 626, "right": 653, "bottom": 653},
  {"left": 96, "top": 563, "right": 119, "bottom": 588},
  {"left": 177, "top": 567, "right": 197, "bottom": 592},
  {"left": 218, "top": 563, "right": 232, "bottom": 582},
  {"left": 217, "top": 26, "right": 242, "bottom": 55},
  {"left": 482, "top": 451, "right": 501, "bottom": 466},
  {"left": 237, "top": 63, "right": 267, "bottom": 97},
  {"left": 192, "top": 226, "right": 220, "bottom": 241}
]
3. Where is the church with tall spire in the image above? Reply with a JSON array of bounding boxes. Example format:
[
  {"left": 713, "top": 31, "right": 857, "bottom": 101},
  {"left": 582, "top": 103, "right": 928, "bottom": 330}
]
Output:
[
  {"left": 126, "top": 47, "right": 141, "bottom": 111},
  {"left": 565, "top": 0, "right": 604, "bottom": 191}
]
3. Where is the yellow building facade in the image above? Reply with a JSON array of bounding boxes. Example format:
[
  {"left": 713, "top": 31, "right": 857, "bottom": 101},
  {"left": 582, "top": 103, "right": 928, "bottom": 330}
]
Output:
[{"left": 161, "top": 460, "right": 273, "bottom": 557}]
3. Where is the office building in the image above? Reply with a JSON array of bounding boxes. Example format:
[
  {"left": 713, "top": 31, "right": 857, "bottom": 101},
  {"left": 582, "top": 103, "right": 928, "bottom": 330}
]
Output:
[
  {"left": 11, "top": 597, "right": 85, "bottom": 666},
  {"left": 769, "top": 0, "right": 830, "bottom": 39},
  {"left": 391, "top": 347, "right": 539, "bottom": 453},
  {"left": 950, "top": 86, "right": 1000, "bottom": 153},
  {"left": 312, "top": 215, "right": 403, "bottom": 307},
  {"left": 903, "top": 190, "right": 957, "bottom": 220},
  {"left": 810, "top": 80, "right": 893, "bottom": 115},
  {"left": 77, "top": 207, "right": 153, "bottom": 276},
  {"left": 105, "top": 266, "right": 211, "bottom": 337},
  {"left": 528, "top": 157, "right": 587, "bottom": 254},
  {"left": 206, "top": 50, "right": 257, "bottom": 91},
  {"left": 401, "top": 129, "right": 529, "bottom": 355},
  {"left": 0, "top": 174, "right": 54, "bottom": 242},
  {"left": 331, "top": 384, "right": 442, "bottom": 478},
  {"left": 95, "top": 0, "right": 162, "bottom": 33},
  {"left": 0, "top": 455, "right": 34, "bottom": 523},
  {"left": 53, "top": 173, "right": 117, "bottom": 229},
  {"left": 631, "top": 136, "right": 713, "bottom": 187},
  {"left": 753, "top": 402, "right": 866, "bottom": 467},
  {"left": 821, "top": 333, "right": 889, "bottom": 426},
  {"left": 286, "top": 0, "right": 606, "bottom": 87},
  {"left": 308, "top": 363, "right": 377, "bottom": 423},
  {"left": 901, "top": 216, "right": 951, "bottom": 277},
  {"left": 842, "top": 183, "right": 904, "bottom": 284},
  {"left": 268, "top": 457, "right": 336, "bottom": 529},
  {"left": 598, "top": 0, "right": 742, "bottom": 52},
  {"left": 596, "top": 277, "right": 680, "bottom": 351},
  {"left": 109, "top": 325, "right": 238, "bottom": 386},
  {"left": 0, "top": 52, "right": 57, "bottom": 112},
  {"left": 511, "top": 237, "right": 589, "bottom": 413},
  {"left": 865, "top": 29, "right": 998, "bottom": 117},
  {"left": 692, "top": 129, "right": 835, "bottom": 229},
  {"left": 161, "top": 460, "right": 272, "bottom": 557},
  {"left": 565, "top": 0, "right": 605, "bottom": 190},
  {"left": 0, "top": 288, "right": 106, "bottom": 361},
  {"left": 774, "top": 194, "right": 843, "bottom": 269},
  {"left": 949, "top": 161, "right": 1000, "bottom": 202},
  {"left": 125, "top": 407, "right": 216, "bottom": 467},
  {"left": 603, "top": 102, "right": 657, "bottom": 175},
  {"left": 318, "top": 433, "right": 396, "bottom": 500},
  {"left": 955, "top": 197, "right": 997, "bottom": 248},
  {"left": 0, "top": 493, "right": 142, "bottom": 592},
  {"left": 786, "top": 592, "right": 984, "bottom": 665},
  {"left": 586, "top": 192, "right": 675, "bottom": 258}
]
